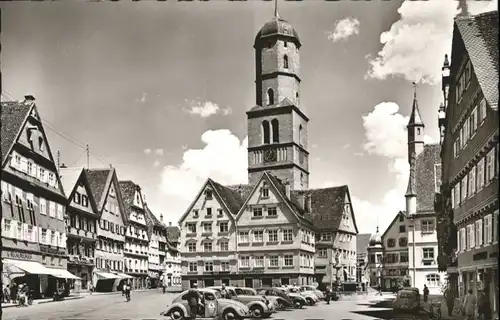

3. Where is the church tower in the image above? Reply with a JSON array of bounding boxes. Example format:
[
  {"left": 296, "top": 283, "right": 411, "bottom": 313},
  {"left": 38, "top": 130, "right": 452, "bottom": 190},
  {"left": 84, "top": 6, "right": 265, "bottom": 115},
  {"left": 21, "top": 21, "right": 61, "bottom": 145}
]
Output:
[
  {"left": 247, "top": 3, "right": 310, "bottom": 190},
  {"left": 407, "top": 86, "right": 425, "bottom": 163}
]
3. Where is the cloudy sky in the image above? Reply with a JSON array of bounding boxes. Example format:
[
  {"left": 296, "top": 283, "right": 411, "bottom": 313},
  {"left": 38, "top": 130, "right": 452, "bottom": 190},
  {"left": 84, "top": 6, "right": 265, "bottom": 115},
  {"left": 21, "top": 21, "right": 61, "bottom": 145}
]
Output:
[{"left": 1, "top": 0, "right": 496, "bottom": 234}]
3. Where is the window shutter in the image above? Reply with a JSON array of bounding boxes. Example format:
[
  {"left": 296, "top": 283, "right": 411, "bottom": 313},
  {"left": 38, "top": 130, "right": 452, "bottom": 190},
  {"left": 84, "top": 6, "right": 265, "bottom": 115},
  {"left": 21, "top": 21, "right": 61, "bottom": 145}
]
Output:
[
  {"left": 10, "top": 153, "right": 17, "bottom": 169},
  {"left": 494, "top": 211, "right": 498, "bottom": 243}
]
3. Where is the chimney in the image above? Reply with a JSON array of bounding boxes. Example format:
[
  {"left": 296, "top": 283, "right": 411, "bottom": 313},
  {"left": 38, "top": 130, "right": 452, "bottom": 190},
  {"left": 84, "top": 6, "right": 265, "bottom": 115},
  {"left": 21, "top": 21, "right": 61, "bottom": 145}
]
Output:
[
  {"left": 160, "top": 214, "right": 163, "bottom": 222},
  {"left": 237, "top": 184, "right": 243, "bottom": 197},
  {"left": 169, "top": 222, "right": 172, "bottom": 227},
  {"left": 23, "top": 95, "right": 35, "bottom": 106}
]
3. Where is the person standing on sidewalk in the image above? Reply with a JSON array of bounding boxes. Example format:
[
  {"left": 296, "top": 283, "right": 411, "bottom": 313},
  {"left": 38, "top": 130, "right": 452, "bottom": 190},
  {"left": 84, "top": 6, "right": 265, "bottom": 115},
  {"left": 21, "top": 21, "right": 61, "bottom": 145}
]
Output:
[
  {"left": 463, "top": 289, "right": 477, "bottom": 320},
  {"left": 423, "top": 284, "right": 429, "bottom": 302},
  {"left": 377, "top": 283, "right": 382, "bottom": 296},
  {"left": 477, "top": 290, "right": 491, "bottom": 320}
]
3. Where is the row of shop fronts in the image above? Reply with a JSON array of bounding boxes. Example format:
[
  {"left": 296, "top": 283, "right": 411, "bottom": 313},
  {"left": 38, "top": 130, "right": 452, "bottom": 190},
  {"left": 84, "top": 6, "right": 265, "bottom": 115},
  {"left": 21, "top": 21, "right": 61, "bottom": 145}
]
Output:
[{"left": 182, "top": 271, "right": 316, "bottom": 290}]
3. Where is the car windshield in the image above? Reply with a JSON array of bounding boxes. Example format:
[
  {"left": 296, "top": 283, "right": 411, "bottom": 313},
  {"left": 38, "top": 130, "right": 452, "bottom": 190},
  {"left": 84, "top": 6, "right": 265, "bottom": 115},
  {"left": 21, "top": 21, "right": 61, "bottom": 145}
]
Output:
[
  {"left": 214, "top": 291, "right": 222, "bottom": 299},
  {"left": 288, "top": 288, "right": 299, "bottom": 293}
]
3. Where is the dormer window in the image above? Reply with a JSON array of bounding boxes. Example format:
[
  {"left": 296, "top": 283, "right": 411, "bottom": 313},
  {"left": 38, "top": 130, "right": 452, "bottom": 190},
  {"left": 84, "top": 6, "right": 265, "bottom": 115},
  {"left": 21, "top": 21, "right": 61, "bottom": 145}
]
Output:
[
  {"left": 261, "top": 183, "right": 269, "bottom": 198},
  {"left": 205, "top": 190, "right": 213, "bottom": 200},
  {"left": 193, "top": 209, "right": 199, "bottom": 217},
  {"left": 74, "top": 192, "right": 81, "bottom": 204}
]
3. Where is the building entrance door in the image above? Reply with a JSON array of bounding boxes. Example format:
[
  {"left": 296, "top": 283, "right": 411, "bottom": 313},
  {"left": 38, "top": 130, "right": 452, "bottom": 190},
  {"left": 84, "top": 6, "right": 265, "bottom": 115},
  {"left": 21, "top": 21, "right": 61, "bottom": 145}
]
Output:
[
  {"left": 204, "top": 279, "right": 215, "bottom": 287},
  {"left": 262, "top": 278, "right": 272, "bottom": 287},
  {"left": 244, "top": 278, "right": 253, "bottom": 288}
]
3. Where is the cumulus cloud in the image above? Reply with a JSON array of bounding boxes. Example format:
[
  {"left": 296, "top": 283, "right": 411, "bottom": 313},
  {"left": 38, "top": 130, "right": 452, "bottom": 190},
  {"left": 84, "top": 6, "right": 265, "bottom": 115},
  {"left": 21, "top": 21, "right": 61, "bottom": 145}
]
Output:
[
  {"left": 143, "top": 148, "right": 152, "bottom": 155},
  {"left": 160, "top": 129, "right": 248, "bottom": 206},
  {"left": 327, "top": 17, "right": 360, "bottom": 43},
  {"left": 353, "top": 101, "right": 436, "bottom": 233},
  {"left": 365, "top": 0, "right": 497, "bottom": 84},
  {"left": 155, "top": 149, "right": 164, "bottom": 156},
  {"left": 184, "top": 100, "right": 232, "bottom": 118}
]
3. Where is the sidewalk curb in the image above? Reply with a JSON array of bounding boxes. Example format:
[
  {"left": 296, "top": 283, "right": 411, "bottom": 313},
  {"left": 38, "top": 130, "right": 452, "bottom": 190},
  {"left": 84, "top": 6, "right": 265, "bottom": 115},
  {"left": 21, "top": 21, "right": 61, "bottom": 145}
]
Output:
[{"left": 1, "top": 296, "right": 84, "bottom": 309}]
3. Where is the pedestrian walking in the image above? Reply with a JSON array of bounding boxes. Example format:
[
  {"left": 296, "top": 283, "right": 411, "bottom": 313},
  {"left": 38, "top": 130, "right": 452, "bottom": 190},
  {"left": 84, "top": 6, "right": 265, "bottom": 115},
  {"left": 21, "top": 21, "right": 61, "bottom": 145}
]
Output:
[
  {"left": 325, "top": 286, "right": 331, "bottom": 305},
  {"left": 463, "top": 289, "right": 477, "bottom": 320},
  {"left": 423, "top": 284, "right": 429, "bottom": 302},
  {"left": 186, "top": 283, "right": 201, "bottom": 320},
  {"left": 10, "top": 282, "right": 17, "bottom": 304},
  {"left": 377, "top": 284, "right": 382, "bottom": 296},
  {"left": 477, "top": 289, "right": 491, "bottom": 320},
  {"left": 3, "top": 284, "right": 11, "bottom": 303},
  {"left": 444, "top": 287, "right": 455, "bottom": 317}
]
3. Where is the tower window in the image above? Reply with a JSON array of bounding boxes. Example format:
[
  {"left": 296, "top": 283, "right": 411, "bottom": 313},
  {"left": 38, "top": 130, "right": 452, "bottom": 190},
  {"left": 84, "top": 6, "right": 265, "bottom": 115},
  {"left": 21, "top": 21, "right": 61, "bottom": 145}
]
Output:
[
  {"left": 262, "top": 121, "right": 270, "bottom": 144},
  {"left": 284, "top": 41, "right": 288, "bottom": 48},
  {"left": 417, "top": 128, "right": 421, "bottom": 135},
  {"left": 267, "top": 88, "right": 274, "bottom": 106},
  {"left": 298, "top": 125, "right": 303, "bottom": 146},
  {"left": 271, "top": 119, "right": 279, "bottom": 143},
  {"left": 284, "top": 55, "right": 289, "bottom": 69},
  {"left": 268, "top": 42, "right": 273, "bottom": 49},
  {"left": 296, "top": 92, "right": 299, "bottom": 103}
]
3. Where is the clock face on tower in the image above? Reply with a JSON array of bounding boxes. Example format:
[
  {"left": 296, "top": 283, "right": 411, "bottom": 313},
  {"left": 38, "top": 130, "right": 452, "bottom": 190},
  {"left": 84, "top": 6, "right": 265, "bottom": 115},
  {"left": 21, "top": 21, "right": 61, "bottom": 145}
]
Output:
[{"left": 264, "top": 149, "right": 277, "bottom": 163}]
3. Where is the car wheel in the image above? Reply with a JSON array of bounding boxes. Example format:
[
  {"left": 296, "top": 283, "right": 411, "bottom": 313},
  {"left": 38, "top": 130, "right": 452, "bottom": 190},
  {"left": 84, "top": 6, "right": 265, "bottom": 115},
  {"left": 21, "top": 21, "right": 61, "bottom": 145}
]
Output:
[
  {"left": 306, "top": 298, "right": 314, "bottom": 306},
  {"left": 222, "top": 308, "right": 240, "bottom": 320},
  {"left": 167, "top": 308, "right": 183, "bottom": 320},
  {"left": 250, "top": 305, "right": 264, "bottom": 318},
  {"left": 293, "top": 301, "right": 302, "bottom": 309}
]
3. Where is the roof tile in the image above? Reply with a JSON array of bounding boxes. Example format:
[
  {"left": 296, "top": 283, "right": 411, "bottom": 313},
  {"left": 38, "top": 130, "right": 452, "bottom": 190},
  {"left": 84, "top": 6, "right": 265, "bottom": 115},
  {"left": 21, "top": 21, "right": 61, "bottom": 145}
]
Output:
[
  {"left": 118, "top": 180, "right": 140, "bottom": 217},
  {"left": 416, "top": 144, "right": 441, "bottom": 212},
  {"left": 85, "top": 169, "right": 111, "bottom": 210},
  {"left": 1, "top": 102, "right": 31, "bottom": 164},
  {"left": 456, "top": 11, "right": 499, "bottom": 110}
]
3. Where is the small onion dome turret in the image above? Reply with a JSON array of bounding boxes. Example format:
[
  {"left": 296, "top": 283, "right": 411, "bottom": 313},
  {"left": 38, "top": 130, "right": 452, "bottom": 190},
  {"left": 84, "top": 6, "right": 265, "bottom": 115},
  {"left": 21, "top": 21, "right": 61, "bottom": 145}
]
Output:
[
  {"left": 369, "top": 226, "right": 383, "bottom": 248},
  {"left": 254, "top": 17, "right": 301, "bottom": 49}
]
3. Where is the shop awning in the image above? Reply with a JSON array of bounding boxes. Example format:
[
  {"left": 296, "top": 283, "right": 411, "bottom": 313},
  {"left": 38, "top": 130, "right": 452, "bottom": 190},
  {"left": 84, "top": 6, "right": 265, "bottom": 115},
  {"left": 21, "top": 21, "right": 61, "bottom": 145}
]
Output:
[
  {"left": 94, "top": 271, "right": 120, "bottom": 279},
  {"left": 2, "top": 259, "right": 54, "bottom": 275},
  {"left": 46, "top": 268, "right": 81, "bottom": 280},
  {"left": 114, "top": 272, "right": 133, "bottom": 279}
]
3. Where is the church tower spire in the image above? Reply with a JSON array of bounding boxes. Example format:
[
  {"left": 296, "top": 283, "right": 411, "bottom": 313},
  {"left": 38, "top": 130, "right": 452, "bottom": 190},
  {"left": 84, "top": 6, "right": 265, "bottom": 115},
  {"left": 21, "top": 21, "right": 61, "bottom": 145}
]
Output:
[
  {"left": 247, "top": 9, "right": 309, "bottom": 190},
  {"left": 407, "top": 83, "right": 425, "bottom": 164}
]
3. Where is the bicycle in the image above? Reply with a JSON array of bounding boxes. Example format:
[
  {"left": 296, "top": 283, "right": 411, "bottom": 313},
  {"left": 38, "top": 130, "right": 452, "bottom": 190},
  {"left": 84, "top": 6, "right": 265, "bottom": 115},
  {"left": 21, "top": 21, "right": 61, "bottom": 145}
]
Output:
[{"left": 429, "top": 300, "right": 442, "bottom": 320}]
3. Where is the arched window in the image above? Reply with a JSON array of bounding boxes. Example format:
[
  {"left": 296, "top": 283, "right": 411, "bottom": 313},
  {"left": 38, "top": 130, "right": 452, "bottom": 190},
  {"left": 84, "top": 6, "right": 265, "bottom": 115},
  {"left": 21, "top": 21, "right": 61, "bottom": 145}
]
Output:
[
  {"left": 426, "top": 274, "right": 440, "bottom": 287},
  {"left": 271, "top": 119, "right": 279, "bottom": 143},
  {"left": 267, "top": 88, "right": 274, "bottom": 106},
  {"left": 298, "top": 125, "right": 303, "bottom": 146},
  {"left": 300, "top": 173, "right": 304, "bottom": 188},
  {"left": 296, "top": 92, "right": 299, "bottom": 103},
  {"left": 283, "top": 55, "right": 289, "bottom": 69},
  {"left": 262, "top": 121, "right": 270, "bottom": 144},
  {"left": 417, "top": 128, "right": 421, "bottom": 135}
]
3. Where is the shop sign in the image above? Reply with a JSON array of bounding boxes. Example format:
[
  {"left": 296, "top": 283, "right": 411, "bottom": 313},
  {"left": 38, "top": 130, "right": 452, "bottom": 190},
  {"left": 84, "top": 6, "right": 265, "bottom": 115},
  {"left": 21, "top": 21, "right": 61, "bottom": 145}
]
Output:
[
  {"left": 3, "top": 251, "right": 34, "bottom": 261},
  {"left": 239, "top": 270, "right": 265, "bottom": 275},
  {"left": 39, "top": 245, "right": 65, "bottom": 256},
  {"left": 473, "top": 251, "right": 488, "bottom": 261}
]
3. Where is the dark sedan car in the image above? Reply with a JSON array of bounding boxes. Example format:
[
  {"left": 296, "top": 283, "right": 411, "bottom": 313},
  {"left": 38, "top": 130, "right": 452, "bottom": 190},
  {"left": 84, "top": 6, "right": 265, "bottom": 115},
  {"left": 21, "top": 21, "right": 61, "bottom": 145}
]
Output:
[{"left": 255, "top": 287, "right": 303, "bottom": 309}]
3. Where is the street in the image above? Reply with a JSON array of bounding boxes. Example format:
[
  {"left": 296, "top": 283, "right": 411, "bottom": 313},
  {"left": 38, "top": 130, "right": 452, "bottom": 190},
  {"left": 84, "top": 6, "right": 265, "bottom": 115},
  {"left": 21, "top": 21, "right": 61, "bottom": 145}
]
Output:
[{"left": 1, "top": 291, "right": 430, "bottom": 320}]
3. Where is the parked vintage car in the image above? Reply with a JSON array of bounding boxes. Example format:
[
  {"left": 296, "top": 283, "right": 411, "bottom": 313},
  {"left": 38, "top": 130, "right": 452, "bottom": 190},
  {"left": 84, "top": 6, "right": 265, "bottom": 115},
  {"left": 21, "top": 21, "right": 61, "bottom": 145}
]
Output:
[
  {"left": 299, "top": 285, "right": 325, "bottom": 300},
  {"left": 160, "top": 288, "right": 251, "bottom": 320},
  {"left": 273, "top": 287, "right": 309, "bottom": 307},
  {"left": 393, "top": 287, "right": 421, "bottom": 313},
  {"left": 284, "top": 286, "right": 318, "bottom": 305},
  {"left": 236, "top": 287, "right": 289, "bottom": 311},
  {"left": 255, "top": 288, "right": 298, "bottom": 309},
  {"left": 207, "top": 286, "right": 274, "bottom": 318}
]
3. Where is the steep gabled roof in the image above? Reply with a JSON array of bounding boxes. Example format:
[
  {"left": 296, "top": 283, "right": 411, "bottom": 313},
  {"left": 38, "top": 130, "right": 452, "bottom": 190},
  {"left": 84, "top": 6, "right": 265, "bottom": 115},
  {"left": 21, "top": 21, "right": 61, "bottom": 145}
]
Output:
[
  {"left": 166, "top": 226, "right": 180, "bottom": 244},
  {"left": 118, "top": 180, "right": 142, "bottom": 217},
  {"left": 60, "top": 167, "right": 84, "bottom": 197},
  {"left": 356, "top": 233, "right": 372, "bottom": 255},
  {"left": 85, "top": 168, "right": 112, "bottom": 211},
  {"left": 1, "top": 101, "right": 32, "bottom": 166},
  {"left": 144, "top": 204, "right": 164, "bottom": 240},
  {"left": 293, "top": 185, "right": 350, "bottom": 231},
  {"left": 235, "top": 171, "right": 314, "bottom": 227},
  {"left": 210, "top": 181, "right": 248, "bottom": 216},
  {"left": 60, "top": 167, "right": 99, "bottom": 215},
  {"left": 381, "top": 211, "right": 406, "bottom": 240},
  {"left": 455, "top": 11, "right": 499, "bottom": 110},
  {"left": 415, "top": 144, "right": 441, "bottom": 213}
]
